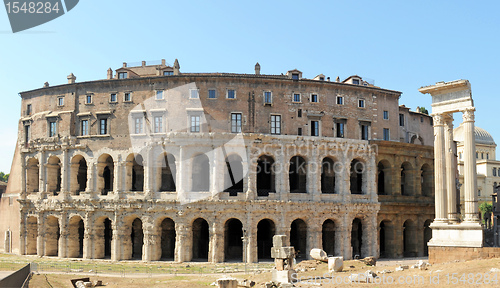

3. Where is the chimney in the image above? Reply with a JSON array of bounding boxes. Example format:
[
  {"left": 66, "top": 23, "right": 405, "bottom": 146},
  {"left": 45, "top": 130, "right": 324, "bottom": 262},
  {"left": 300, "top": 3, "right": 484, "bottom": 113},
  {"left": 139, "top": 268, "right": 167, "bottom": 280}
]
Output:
[
  {"left": 107, "top": 68, "right": 113, "bottom": 79},
  {"left": 161, "top": 59, "right": 166, "bottom": 66},
  {"left": 67, "top": 73, "right": 76, "bottom": 84},
  {"left": 336, "top": 76, "right": 340, "bottom": 82},
  {"left": 43, "top": 82, "right": 49, "bottom": 88},
  {"left": 255, "top": 62, "right": 261, "bottom": 75},
  {"left": 142, "top": 61, "right": 146, "bottom": 67},
  {"left": 123, "top": 62, "right": 127, "bottom": 68},
  {"left": 327, "top": 77, "right": 330, "bottom": 82},
  {"left": 173, "top": 59, "right": 180, "bottom": 75}
]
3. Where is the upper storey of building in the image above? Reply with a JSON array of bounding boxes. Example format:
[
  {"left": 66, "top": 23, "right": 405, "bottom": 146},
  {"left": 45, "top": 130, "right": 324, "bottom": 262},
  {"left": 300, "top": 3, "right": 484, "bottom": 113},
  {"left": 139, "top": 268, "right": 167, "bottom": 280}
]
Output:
[{"left": 17, "top": 59, "right": 430, "bottom": 151}]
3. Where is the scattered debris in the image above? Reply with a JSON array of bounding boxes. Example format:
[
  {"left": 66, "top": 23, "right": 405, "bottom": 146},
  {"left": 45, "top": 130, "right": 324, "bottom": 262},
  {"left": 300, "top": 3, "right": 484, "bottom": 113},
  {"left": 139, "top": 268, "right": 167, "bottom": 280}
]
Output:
[
  {"left": 376, "top": 269, "right": 393, "bottom": 274},
  {"left": 216, "top": 277, "right": 238, "bottom": 288},
  {"left": 360, "top": 256, "right": 376, "bottom": 266},
  {"left": 238, "top": 279, "right": 255, "bottom": 287},
  {"left": 490, "top": 268, "right": 500, "bottom": 273},
  {"left": 348, "top": 273, "right": 376, "bottom": 283}
]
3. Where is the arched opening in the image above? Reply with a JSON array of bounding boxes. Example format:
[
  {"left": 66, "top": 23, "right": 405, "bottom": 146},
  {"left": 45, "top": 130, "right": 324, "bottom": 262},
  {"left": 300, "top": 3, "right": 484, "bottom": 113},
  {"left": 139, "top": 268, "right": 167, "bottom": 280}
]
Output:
[
  {"left": 257, "top": 155, "right": 275, "bottom": 196},
  {"left": 403, "top": 220, "right": 417, "bottom": 257},
  {"left": 421, "top": 164, "right": 433, "bottom": 197},
  {"left": 95, "top": 217, "right": 112, "bottom": 259},
  {"left": 158, "top": 153, "right": 176, "bottom": 192},
  {"left": 351, "top": 218, "right": 362, "bottom": 258},
  {"left": 224, "top": 154, "right": 244, "bottom": 195},
  {"left": 45, "top": 216, "right": 60, "bottom": 256},
  {"left": 322, "top": 219, "right": 335, "bottom": 256},
  {"left": 192, "top": 154, "right": 210, "bottom": 192},
  {"left": 401, "top": 162, "right": 413, "bottom": 196},
  {"left": 289, "top": 156, "right": 307, "bottom": 193},
  {"left": 224, "top": 218, "right": 243, "bottom": 261},
  {"left": 26, "top": 158, "right": 39, "bottom": 193},
  {"left": 97, "top": 154, "right": 113, "bottom": 195},
  {"left": 126, "top": 154, "right": 144, "bottom": 192},
  {"left": 26, "top": 216, "right": 38, "bottom": 255},
  {"left": 321, "top": 158, "right": 335, "bottom": 194},
  {"left": 257, "top": 219, "right": 275, "bottom": 260},
  {"left": 378, "top": 220, "right": 394, "bottom": 258},
  {"left": 379, "top": 221, "right": 386, "bottom": 257},
  {"left": 350, "top": 159, "right": 364, "bottom": 194},
  {"left": 290, "top": 219, "right": 307, "bottom": 260},
  {"left": 70, "top": 155, "right": 87, "bottom": 195},
  {"left": 68, "top": 216, "right": 84, "bottom": 258},
  {"left": 160, "top": 218, "right": 176, "bottom": 260},
  {"left": 192, "top": 218, "right": 209, "bottom": 261},
  {"left": 131, "top": 218, "right": 144, "bottom": 259},
  {"left": 423, "top": 219, "right": 432, "bottom": 256},
  {"left": 47, "top": 156, "right": 61, "bottom": 195},
  {"left": 377, "top": 160, "right": 391, "bottom": 195}
]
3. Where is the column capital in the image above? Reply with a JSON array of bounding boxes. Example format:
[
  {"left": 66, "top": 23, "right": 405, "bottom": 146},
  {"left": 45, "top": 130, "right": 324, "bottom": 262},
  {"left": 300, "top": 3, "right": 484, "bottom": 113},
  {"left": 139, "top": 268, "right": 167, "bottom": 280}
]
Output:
[
  {"left": 431, "top": 113, "right": 446, "bottom": 126},
  {"left": 461, "top": 107, "right": 476, "bottom": 122}
]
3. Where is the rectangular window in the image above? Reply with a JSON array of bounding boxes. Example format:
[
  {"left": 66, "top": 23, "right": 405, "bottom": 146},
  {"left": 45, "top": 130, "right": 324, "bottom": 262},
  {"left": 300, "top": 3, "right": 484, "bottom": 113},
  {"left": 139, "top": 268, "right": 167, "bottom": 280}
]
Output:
[
  {"left": 99, "top": 119, "right": 108, "bottom": 135},
  {"left": 26, "top": 104, "right": 32, "bottom": 116},
  {"left": 298, "top": 109, "right": 302, "bottom": 118},
  {"left": 231, "top": 113, "right": 242, "bottom": 133},
  {"left": 358, "top": 99, "right": 365, "bottom": 108},
  {"left": 293, "top": 93, "right": 301, "bottom": 102},
  {"left": 227, "top": 89, "right": 236, "bottom": 99},
  {"left": 190, "top": 115, "right": 200, "bottom": 132},
  {"left": 208, "top": 89, "right": 216, "bottom": 99},
  {"left": 25, "top": 125, "right": 30, "bottom": 143},
  {"left": 264, "top": 91, "right": 272, "bottom": 104},
  {"left": 154, "top": 116, "right": 163, "bottom": 133},
  {"left": 383, "top": 128, "right": 390, "bottom": 141},
  {"left": 58, "top": 97, "right": 64, "bottom": 106},
  {"left": 352, "top": 79, "right": 360, "bottom": 85},
  {"left": 361, "top": 124, "right": 369, "bottom": 140},
  {"left": 124, "top": 92, "right": 132, "bottom": 102},
  {"left": 135, "top": 118, "right": 143, "bottom": 134},
  {"left": 336, "top": 122, "right": 344, "bottom": 138},
  {"left": 49, "top": 121, "right": 57, "bottom": 137},
  {"left": 110, "top": 93, "right": 117, "bottom": 102},
  {"left": 311, "top": 94, "right": 318, "bottom": 103},
  {"left": 292, "top": 73, "right": 299, "bottom": 80},
  {"left": 298, "top": 127, "right": 302, "bottom": 136},
  {"left": 420, "top": 116, "right": 424, "bottom": 123},
  {"left": 118, "top": 72, "right": 127, "bottom": 79},
  {"left": 311, "top": 121, "right": 319, "bottom": 136},
  {"left": 190, "top": 89, "right": 199, "bottom": 99},
  {"left": 163, "top": 71, "right": 173, "bottom": 76},
  {"left": 156, "top": 90, "right": 164, "bottom": 100},
  {"left": 383, "top": 111, "right": 389, "bottom": 120},
  {"left": 81, "top": 120, "right": 89, "bottom": 136},
  {"left": 337, "top": 96, "right": 343, "bottom": 105},
  {"left": 271, "top": 115, "right": 281, "bottom": 135},
  {"left": 86, "top": 95, "right": 92, "bottom": 104},
  {"left": 399, "top": 114, "right": 405, "bottom": 126}
]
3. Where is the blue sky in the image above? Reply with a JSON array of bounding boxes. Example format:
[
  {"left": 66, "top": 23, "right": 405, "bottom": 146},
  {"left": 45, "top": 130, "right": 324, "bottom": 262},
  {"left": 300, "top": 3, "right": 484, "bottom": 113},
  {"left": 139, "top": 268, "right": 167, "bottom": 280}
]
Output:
[{"left": 0, "top": 1, "right": 499, "bottom": 173}]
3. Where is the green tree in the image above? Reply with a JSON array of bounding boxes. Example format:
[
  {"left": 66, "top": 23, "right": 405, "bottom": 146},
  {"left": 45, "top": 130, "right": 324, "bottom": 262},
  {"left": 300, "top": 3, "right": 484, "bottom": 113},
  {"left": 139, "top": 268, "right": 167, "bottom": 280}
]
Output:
[
  {"left": 418, "top": 107, "right": 429, "bottom": 115},
  {"left": 479, "top": 202, "right": 493, "bottom": 223},
  {"left": 0, "top": 172, "right": 8, "bottom": 182}
]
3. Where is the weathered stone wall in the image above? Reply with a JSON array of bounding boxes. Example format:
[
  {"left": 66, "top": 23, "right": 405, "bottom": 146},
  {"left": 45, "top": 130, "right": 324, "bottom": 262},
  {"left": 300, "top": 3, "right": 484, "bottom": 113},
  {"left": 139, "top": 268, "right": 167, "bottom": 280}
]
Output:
[{"left": 429, "top": 246, "right": 500, "bottom": 264}]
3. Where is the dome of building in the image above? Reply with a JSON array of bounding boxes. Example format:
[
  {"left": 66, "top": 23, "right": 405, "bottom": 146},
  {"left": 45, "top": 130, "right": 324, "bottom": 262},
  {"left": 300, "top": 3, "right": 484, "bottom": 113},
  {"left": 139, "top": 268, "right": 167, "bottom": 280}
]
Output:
[{"left": 454, "top": 124, "right": 496, "bottom": 146}]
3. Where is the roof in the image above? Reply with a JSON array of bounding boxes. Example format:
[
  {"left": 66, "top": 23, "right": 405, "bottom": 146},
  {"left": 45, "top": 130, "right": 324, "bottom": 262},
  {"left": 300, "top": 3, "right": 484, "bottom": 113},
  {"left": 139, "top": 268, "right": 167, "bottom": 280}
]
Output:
[
  {"left": 0, "top": 181, "right": 7, "bottom": 186},
  {"left": 454, "top": 124, "right": 496, "bottom": 146}
]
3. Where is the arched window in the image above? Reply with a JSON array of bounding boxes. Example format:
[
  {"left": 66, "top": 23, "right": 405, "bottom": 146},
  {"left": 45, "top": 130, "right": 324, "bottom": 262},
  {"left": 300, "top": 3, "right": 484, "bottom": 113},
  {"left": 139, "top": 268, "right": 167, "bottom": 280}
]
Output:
[{"left": 493, "top": 168, "right": 497, "bottom": 177}]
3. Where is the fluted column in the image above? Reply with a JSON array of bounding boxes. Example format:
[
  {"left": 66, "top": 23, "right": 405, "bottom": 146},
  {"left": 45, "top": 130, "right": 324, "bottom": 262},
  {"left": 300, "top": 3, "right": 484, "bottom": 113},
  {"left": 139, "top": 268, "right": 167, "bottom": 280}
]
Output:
[
  {"left": 432, "top": 113, "right": 447, "bottom": 222},
  {"left": 444, "top": 114, "right": 459, "bottom": 223},
  {"left": 462, "top": 108, "right": 479, "bottom": 222}
]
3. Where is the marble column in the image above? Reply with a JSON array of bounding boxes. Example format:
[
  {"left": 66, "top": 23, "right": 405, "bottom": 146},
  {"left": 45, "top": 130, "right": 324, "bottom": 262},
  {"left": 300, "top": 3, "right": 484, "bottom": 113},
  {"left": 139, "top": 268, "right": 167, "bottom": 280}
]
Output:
[
  {"left": 432, "top": 113, "right": 447, "bottom": 222},
  {"left": 462, "top": 108, "right": 479, "bottom": 222},
  {"left": 444, "top": 114, "right": 459, "bottom": 223}
]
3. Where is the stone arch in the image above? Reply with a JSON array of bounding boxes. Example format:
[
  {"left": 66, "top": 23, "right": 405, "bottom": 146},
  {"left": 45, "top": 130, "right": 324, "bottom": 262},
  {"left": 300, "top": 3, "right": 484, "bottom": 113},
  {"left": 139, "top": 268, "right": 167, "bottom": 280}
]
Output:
[
  {"left": 289, "top": 156, "right": 307, "bottom": 193},
  {"left": 224, "top": 218, "right": 243, "bottom": 261},
  {"left": 192, "top": 154, "right": 210, "bottom": 192},
  {"left": 351, "top": 218, "right": 363, "bottom": 258},
  {"left": 401, "top": 162, "right": 414, "bottom": 196},
  {"left": 94, "top": 216, "right": 112, "bottom": 259},
  {"left": 97, "top": 154, "right": 114, "bottom": 195},
  {"left": 423, "top": 219, "right": 432, "bottom": 256},
  {"left": 350, "top": 159, "right": 366, "bottom": 194},
  {"left": 67, "top": 215, "right": 84, "bottom": 258},
  {"left": 321, "top": 157, "right": 336, "bottom": 194},
  {"left": 403, "top": 219, "right": 417, "bottom": 257},
  {"left": 378, "top": 219, "right": 394, "bottom": 258},
  {"left": 257, "top": 218, "right": 275, "bottom": 260},
  {"left": 410, "top": 135, "right": 424, "bottom": 145},
  {"left": 70, "top": 155, "right": 87, "bottom": 195},
  {"left": 421, "top": 163, "right": 433, "bottom": 197},
  {"left": 26, "top": 216, "right": 38, "bottom": 255},
  {"left": 290, "top": 218, "right": 307, "bottom": 259},
  {"left": 377, "top": 160, "right": 392, "bottom": 195},
  {"left": 192, "top": 218, "right": 209, "bottom": 261},
  {"left": 126, "top": 154, "right": 144, "bottom": 192},
  {"left": 45, "top": 215, "right": 60, "bottom": 256},
  {"left": 224, "top": 154, "right": 244, "bottom": 195},
  {"left": 322, "top": 219, "right": 336, "bottom": 256},
  {"left": 47, "top": 155, "right": 61, "bottom": 195},
  {"left": 157, "top": 153, "right": 176, "bottom": 192},
  {"left": 159, "top": 217, "right": 176, "bottom": 260},
  {"left": 26, "top": 157, "right": 39, "bottom": 193},
  {"left": 257, "top": 155, "right": 275, "bottom": 196}
]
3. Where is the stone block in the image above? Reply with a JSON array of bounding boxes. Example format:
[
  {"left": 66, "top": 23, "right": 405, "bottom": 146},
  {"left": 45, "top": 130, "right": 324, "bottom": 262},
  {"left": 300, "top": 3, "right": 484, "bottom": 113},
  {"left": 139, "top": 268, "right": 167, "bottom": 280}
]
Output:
[
  {"left": 271, "top": 247, "right": 295, "bottom": 259},
  {"left": 310, "top": 248, "right": 327, "bottom": 262},
  {"left": 272, "top": 235, "right": 286, "bottom": 248},
  {"left": 216, "top": 277, "right": 238, "bottom": 288},
  {"left": 272, "top": 269, "right": 295, "bottom": 284},
  {"left": 328, "top": 256, "right": 343, "bottom": 272}
]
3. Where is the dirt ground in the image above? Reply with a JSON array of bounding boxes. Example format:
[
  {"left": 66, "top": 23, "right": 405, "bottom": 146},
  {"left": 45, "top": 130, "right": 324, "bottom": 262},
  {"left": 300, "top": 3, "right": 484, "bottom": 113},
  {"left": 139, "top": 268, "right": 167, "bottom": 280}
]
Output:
[{"left": 25, "top": 257, "right": 500, "bottom": 288}]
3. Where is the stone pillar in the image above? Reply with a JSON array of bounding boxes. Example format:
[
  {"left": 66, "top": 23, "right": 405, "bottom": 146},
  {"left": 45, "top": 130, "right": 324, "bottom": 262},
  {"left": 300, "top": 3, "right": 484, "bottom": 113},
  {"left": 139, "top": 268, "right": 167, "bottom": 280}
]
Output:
[
  {"left": 20, "top": 156, "right": 27, "bottom": 198},
  {"left": 85, "top": 162, "right": 94, "bottom": 194},
  {"left": 462, "top": 108, "right": 479, "bottom": 222},
  {"left": 210, "top": 149, "right": 219, "bottom": 197},
  {"left": 143, "top": 228, "right": 153, "bottom": 262},
  {"left": 111, "top": 221, "right": 121, "bottom": 261},
  {"left": 175, "top": 222, "right": 188, "bottom": 262},
  {"left": 177, "top": 146, "right": 185, "bottom": 202},
  {"left": 311, "top": 150, "right": 321, "bottom": 201},
  {"left": 432, "top": 114, "right": 447, "bottom": 222},
  {"left": 39, "top": 151, "right": 46, "bottom": 194},
  {"left": 342, "top": 215, "right": 352, "bottom": 260},
  {"left": 113, "top": 160, "right": 120, "bottom": 195},
  {"left": 245, "top": 157, "right": 256, "bottom": 200},
  {"left": 211, "top": 223, "right": 224, "bottom": 263},
  {"left": 308, "top": 223, "right": 321, "bottom": 258},
  {"left": 83, "top": 214, "right": 92, "bottom": 259},
  {"left": 58, "top": 212, "right": 68, "bottom": 258},
  {"left": 60, "top": 149, "right": 69, "bottom": 196},
  {"left": 37, "top": 215, "right": 45, "bottom": 257},
  {"left": 444, "top": 114, "right": 459, "bottom": 223}
]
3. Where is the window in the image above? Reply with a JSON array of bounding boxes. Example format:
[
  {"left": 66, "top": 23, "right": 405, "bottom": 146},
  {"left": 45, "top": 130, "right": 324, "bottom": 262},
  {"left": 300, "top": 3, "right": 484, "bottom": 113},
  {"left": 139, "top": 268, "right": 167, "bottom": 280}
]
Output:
[
  {"left": 478, "top": 190, "right": 481, "bottom": 197},
  {"left": 487, "top": 153, "right": 490, "bottom": 160},
  {"left": 311, "top": 121, "right": 319, "bottom": 136},
  {"left": 86, "top": 95, "right": 92, "bottom": 104},
  {"left": 264, "top": 91, "right": 272, "bottom": 104},
  {"left": 292, "top": 73, "right": 299, "bottom": 80},
  {"left": 298, "top": 127, "right": 302, "bottom": 136},
  {"left": 420, "top": 116, "right": 424, "bottom": 123},
  {"left": 336, "top": 122, "right": 344, "bottom": 138},
  {"left": 358, "top": 99, "right": 365, "bottom": 108},
  {"left": 231, "top": 113, "right": 242, "bottom": 133},
  {"left": 293, "top": 93, "right": 301, "bottom": 102},
  {"left": 190, "top": 115, "right": 200, "bottom": 132},
  {"left": 49, "top": 121, "right": 57, "bottom": 137},
  {"left": 118, "top": 72, "right": 127, "bottom": 79},
  {"left": 476, "top": 152, "right": 478, "bottom": 159},
  {"left": 208, "top": 89, "right": 216, "bottom": 99},
  {"left": 153, "top": 116, "right": 163, "bottom": 133},
  {"left": 227, "top": 89, "right": 236, "bottom": 99},
  {"left": 459, "top": 152, "right": 462, "bottom": 159},
  {"left": 24, "top": 125, "right": 30, "bottom": 143},
  {"left": 352, "top": 79, "right": 360, "bottom": 85},
  {"left": 311, "top": 94, "right": 318, "bottom": 103},
  {"left": 124, "top": 92, "right": 132, "bottom": 102},
  {"left": 57, "top": 97, "right": 64, "bottom": 106},
  {"left": 298, "top": 109, "right": 302, "bottom": 118},
  {"left": 156, "top": 90, "right": 164, "bottom": 100},
  {"left": 336, "top": 96, "right": 343, "bottom": 105},
  {"left": 81, "top": 120, "right": 89, "bottom": 136},
  {"left": 383, "top": 111, "right": 389, "bottom": 120},
  {"left": 482, "top": 153, "right": 484, "bottom": 159},
  {"left": 134, "top": 117, "right": 143, "bottom": 134},
  {"left": 399, "top": 114, "right": 405, "bottom": 126},
  {"left": 383, "top": 128, "right": 390, "bottom": 141},
  {"left": 110, "top": 93, "right": 117, "bottom": 103},
  {"left": 190, "top": 89, "right": 199, "bottom": 99},
  {"left": 271, "top": 115, "right": 281, "bottom": 135},
  {"left": 99, "top": 118, "right": 108, "bottom": 135},
  {"left": 361, "top": 124, "right": 369, "bottom": 140},
  {"left": 163, "top": 71, "right": 173, "bottom": 76},
  {"left": 494, "top": 168, "right": 497, "bottom": 177}
]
